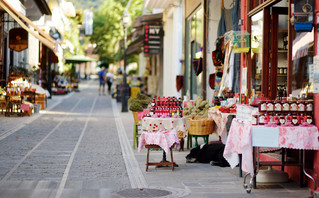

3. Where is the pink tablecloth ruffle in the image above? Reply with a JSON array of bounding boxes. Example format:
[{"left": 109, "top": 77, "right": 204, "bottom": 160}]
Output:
[{"left": 138, "top": 130, "right": 180, "bottom": 154}]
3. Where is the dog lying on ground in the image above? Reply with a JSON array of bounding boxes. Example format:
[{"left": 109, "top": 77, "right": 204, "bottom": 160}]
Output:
[{"left": 185, "top": 143, "right": 230, "bottom": 167}]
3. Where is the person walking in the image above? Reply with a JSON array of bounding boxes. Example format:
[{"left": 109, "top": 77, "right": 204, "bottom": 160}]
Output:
[
  {"left": 106, "top": 70, "right": 114, "bottom": 94},
  {"left": 98, "top": 67, "right": 106, "bottom": 95}
]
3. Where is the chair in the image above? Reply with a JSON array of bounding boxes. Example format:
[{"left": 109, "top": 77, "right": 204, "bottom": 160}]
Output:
[{"left": 132, "top": 111, "right": 142, "bottom": 149}]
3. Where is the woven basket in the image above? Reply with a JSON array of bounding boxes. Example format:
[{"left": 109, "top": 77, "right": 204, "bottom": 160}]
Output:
[
  {"left": 187, "top": 118, "right": 214, "bottom": 136},
  {"left": 132, "top": 111, "right": 141, "bottom": 123}
]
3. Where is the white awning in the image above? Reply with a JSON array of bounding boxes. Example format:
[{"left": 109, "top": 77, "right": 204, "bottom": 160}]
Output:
[
  {"left": 0, "top": 0, "right": 56, "bottom": 52},
  {"left": 144, "top": 0, "right": 173, "bottom": 9}
]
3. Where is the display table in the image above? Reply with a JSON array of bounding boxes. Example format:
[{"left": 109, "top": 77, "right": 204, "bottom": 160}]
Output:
[
  {"left": 139, "top": 117, "right": 189, "bottom": 171},
  {"left": 223, "top": 118, "right": 319, "bottom": 193},
  {"left": 208, "top": 108, "right": 236, "bottom": 143},
  {"left": 138, "top": 130, "right": 180, "bottom": 171}
]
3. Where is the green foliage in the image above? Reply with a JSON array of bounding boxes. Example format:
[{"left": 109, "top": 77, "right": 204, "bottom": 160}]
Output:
[
  {"left": 90, "top": 0, "right": 143, "bottom": 64},
  {"left": 64, "top": 14, "right": 84, "bottom": 58},
  {"left": 128, "top": 92, "right": 152, "bottom": 112}
]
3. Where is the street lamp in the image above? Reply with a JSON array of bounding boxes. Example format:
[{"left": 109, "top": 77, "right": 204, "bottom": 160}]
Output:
[{"left": 121, "top": 11, "right": 130, "bottom": 112}]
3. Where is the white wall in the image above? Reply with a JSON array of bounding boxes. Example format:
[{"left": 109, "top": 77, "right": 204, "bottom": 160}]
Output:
[
  {"left": 28, "top": 34, "right": 40, "bottom": 69},
  {"left": 206, "top": 0, "right": 221, "bottom": 105},
  {"left": 162, "top": 2, "right": 183, "bottom": 98}
]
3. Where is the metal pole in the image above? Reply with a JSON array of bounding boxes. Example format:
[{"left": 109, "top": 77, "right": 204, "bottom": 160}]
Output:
[
  {"left": 48, "top": 49, "right": 52, "bottom": 99},
  {"left": 121, "top": 25, "right": 128, "bottom": 112}
]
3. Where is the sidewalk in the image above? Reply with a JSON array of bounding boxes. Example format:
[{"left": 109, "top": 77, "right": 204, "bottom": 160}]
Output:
[{"left": 116, "top": 100, "right": 312, "bottom": 198}]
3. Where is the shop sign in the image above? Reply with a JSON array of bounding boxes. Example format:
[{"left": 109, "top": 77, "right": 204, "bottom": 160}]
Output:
[
  {"left": 144, "top": 25, "right": 162, "bottom": 54},
  {"left": 9, "top": 28, "right": 28, "bottom": 52}
]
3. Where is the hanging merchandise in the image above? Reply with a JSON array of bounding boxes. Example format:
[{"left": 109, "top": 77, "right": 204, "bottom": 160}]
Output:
[
  {"left": 294, "top": 0, "right": 314, "bottom": 32},
  {"left": 217, "top": 0, "right": 227, "bottom": 37},
  {"left": 212, "top": 37, "right": 225, "bottom": 66},
  {"left": 231, "top": 31, "right": 250, "bottom": 53},
  {"left": 209, "top": 73, "right": 215, "bottom": 89},
  {"left": 176, "top": 75, "right": 184, "bottom": 92},
  {"left": 192, "top": 58, "right": 203, "bottom": 76}
]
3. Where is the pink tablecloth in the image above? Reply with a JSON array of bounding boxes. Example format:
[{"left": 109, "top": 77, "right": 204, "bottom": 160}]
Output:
[
  {"left": 223, "top": 118, "right": 319, "bottom": 176},
  {"left": 138, "top": 130, "right": 180, "bottom": 154},
  {"left": 141, "top": 117, "right": 189, "bottom": 134},
  {"left": 208, "top": 109, "right": 235, "bottom": 143}
]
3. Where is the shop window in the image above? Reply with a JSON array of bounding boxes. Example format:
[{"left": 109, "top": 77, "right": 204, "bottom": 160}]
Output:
[
  {"left": 292, "top": 30, "right": 314, "bottom": 99},
  {"left": 185, "top": 7, "right": 203, "bottom": 99},
  {"left": 251, "top": 11, "right": 263, "bottom": 94}
]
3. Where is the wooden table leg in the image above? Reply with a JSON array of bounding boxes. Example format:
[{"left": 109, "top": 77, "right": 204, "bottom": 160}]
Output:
[{"left": 146, "top": 148, "right": 150, "bottom": 172}]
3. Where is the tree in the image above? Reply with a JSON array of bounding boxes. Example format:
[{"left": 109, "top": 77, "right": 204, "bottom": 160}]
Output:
[{"left": 90, "top": 0, "right": 143, "bottom": 66}]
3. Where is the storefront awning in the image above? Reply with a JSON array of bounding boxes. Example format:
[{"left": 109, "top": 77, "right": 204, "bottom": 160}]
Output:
[
  {"left": 0, "top": 0, "right": 56, "bottom": 52},
  {"left": 144, "top": 0, "right": 173, "bottom": 9},
  {"left": 65, "top": 55, "right": 97, "bottom": 64}
]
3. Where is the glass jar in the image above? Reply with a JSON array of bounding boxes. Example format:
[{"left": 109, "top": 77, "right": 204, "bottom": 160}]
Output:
[
  {"left": 259, "top": 113, "right": 265, "bottom": 125},
  {"left": 289, "top": 100, "right": 298, "bottom": 112},
  {"left": 273, "top": 113, "right": 279, "bottom": 125},
  {"left": 282, "top": 100, "right": 290, "bottom": 112},
  {"left": 306, "top": 115, "right": 313, "bottom": 125},
  {"left": 259, "top": 100, "right": 267, "bottom": 112},
  {"left": 251, "top": 114, "right": 258, "bottom": 125},
  {"left": 266, "top": 101, "right": 274, "bottom": 112},
  {"left": 297, "top": 100, "right": 305, "bottom": 112},
  {"left": 305, "top": 100, "right": 313, "bottom": 112},
  {"left": 279, "top": 114, "right": 286, "bottom": 125},
  {"left": 274, "top": 100, "right": 282, "bottom": 112},
  {"left": 292, "top": 114, "right": 299, "bottom": 126}
]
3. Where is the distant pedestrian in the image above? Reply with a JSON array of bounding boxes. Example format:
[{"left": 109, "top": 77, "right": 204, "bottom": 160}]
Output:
[
  {"left": 106, "top": 70, "right": 114, "bottom": 94},
  {"left": 98, "top": 67, "right": 106, "bottom": 95}
]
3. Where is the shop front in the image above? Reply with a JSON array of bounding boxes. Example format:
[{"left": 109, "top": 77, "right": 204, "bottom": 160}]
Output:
[
  {"left": 243, "top": 0, "right": 319, "bottom": 192},
  {"left": 0, "top": 0, "right": 57, "bottom": 115}
]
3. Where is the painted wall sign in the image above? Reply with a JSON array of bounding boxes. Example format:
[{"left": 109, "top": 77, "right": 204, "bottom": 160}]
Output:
[
  {"left": 9, "top": 28, "right": 28, "bottom": 52},
  {"left": 144, "top": 25, "right": 162, "bottom": 54}
]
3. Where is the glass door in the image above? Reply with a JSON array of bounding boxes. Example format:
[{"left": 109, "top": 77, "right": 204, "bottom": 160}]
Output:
[{"left": 185, "top": 7, "right": 203, "bottom": 100}]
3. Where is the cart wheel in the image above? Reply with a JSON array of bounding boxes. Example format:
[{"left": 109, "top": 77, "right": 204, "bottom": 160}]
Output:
[{"left": 246, "top": 188, "right": 251, "bottom": 194}]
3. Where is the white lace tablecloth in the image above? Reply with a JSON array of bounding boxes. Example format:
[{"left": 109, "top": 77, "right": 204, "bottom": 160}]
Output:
[
  {"left": 138, "top": 130, "right": 180, "bottom": 154},
  {"left": 141, "top": 117, "right": 189, "bottom": 134},
  {"left": 223, "top": 118, "right": 319, "bottom": 176}
]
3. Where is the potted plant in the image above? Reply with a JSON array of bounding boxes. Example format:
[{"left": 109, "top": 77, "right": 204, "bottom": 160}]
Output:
[{"left": 128, "top": 92, "right": 152, "bottom": 122}]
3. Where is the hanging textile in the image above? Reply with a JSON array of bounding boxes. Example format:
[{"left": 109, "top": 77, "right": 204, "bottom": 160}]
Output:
[
  {"left": 192, "top": 58, "right": 203, "bottom": 76},
  {"left": 176, "top": 75, "right": 184, "bottom": 92},
  {"left": 231, "top": 0, "right": 241, "bottom": 93},
  {"left": 231, "top": 0, "right": 241, "bottom": 31},
  {"left": 217, "top": 0, "right": 226, "bottom": 37},
  {"left": 209, "top": 73, "right": 215, "bottom": 89}
]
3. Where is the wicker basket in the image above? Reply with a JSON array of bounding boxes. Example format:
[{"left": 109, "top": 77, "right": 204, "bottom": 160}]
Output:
[
  {"left": 187, "top": 118, "right": 214, "bottom": 136},
  {"left": 132, "top": 111, "right": 141, "bottom": 123}
]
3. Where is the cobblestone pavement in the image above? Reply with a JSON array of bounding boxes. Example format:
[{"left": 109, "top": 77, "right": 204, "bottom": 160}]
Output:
[{"left": 0, "top": 81, "right": 314, "bottom": 198}]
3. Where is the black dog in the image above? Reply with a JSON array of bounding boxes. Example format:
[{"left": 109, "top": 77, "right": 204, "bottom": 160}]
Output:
[{"left": 186, "top": 143, "right": 230, "bottom": 167}]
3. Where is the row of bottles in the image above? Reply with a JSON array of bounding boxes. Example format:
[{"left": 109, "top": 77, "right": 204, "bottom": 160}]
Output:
[
  {"left": 252, "top": 112, "right": 313, "bottom": 126},
  {"left": 149, "top": 96, "right": 183, "bottom": 117}
]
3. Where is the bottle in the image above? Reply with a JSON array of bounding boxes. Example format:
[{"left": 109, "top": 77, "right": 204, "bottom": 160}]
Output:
[{"left": 151, "top": 96, "right": 156, "bottom": 107}]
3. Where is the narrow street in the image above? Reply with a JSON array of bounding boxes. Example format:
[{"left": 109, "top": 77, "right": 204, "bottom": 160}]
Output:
[
  {"left": 0, "top": 82, "right": 130, "bottom": 197},
  {"left": 0, "top": 81, "right": 312, "bottom": 198}
]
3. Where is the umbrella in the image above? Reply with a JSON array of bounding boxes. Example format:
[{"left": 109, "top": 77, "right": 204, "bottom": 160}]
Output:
[
  {"left": 65, "top": 55, "right": 96, "bottom": 64},
  {"left": 31, "top": 84, "right": 50, "bottom": 96}
]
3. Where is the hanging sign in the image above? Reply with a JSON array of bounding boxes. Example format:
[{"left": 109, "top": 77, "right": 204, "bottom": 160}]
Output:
[
  {"left": 144, "top": 25, "right": 162, "bottom": 54},
  {"left": 9, "top": 28, "right": 28, "bottom": 52}
]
